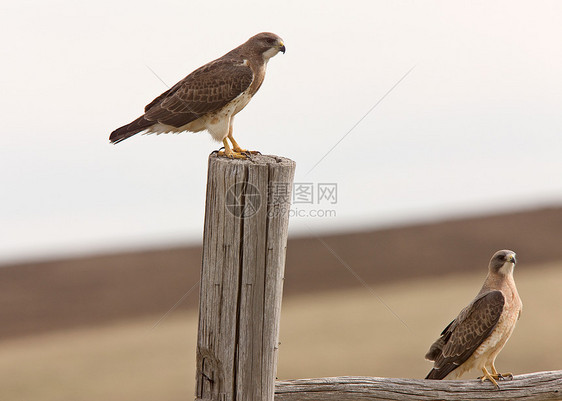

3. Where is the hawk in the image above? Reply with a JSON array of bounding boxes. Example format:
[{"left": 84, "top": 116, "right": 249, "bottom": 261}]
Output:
[
  {"left": 425, "top": 250, "right": 522, "bottom": 388},
  {"left": 109, "top": 32, "right": 285, "bottom": 158}
]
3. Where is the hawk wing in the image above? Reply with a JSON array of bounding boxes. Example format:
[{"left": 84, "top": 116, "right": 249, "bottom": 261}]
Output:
[
  {"left": 144, "top": 59, "right": 254, "bottom": 126},
  {"left": 425, "top": 290, "right": 505, "bottom": 379},
  {"left": 109, "top": 58, "right": 253, "bottom": 143}
]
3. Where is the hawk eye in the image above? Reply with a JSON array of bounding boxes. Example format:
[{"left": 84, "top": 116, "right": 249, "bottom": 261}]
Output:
[{"left": 266, "top": 38, "right": 276, "bottom": 44}]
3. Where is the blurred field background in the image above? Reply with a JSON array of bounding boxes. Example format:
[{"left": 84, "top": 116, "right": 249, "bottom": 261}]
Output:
[{"left": 1, "top": 207, "right": 561, "bottom": 401}]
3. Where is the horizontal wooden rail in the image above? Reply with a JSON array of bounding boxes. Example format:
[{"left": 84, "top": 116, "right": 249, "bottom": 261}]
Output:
[{"left": 275, "top": 371, "right": 562, "bottom": 401}]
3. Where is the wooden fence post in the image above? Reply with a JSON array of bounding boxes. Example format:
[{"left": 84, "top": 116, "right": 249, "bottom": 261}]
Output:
[{"left": 196, "top": 153, "right": 296, "bottom": 401}]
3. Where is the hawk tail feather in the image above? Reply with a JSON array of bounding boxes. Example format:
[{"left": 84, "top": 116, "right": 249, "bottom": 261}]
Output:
[
  {"left": 425, "top": 364, "right": 458, "bottom": 380},
  {"left": 109, "top": 116, "right": 153, "bottom": 144}
]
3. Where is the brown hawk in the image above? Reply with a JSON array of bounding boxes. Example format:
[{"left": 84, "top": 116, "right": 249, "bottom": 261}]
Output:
[
  {"left": 425, "top": 250, "right": 522, "bottom": 388},
  {"left": 109, "top": 32, "right": 285, "bottom": 158}
]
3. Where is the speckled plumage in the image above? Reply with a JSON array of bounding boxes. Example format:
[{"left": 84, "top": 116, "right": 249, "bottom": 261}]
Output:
[
  {"left": 425, "top": 250, "right": 522, "bottom": 382},
  {"left": 109, "top": 32, "right": 285, "bottom": 144}
]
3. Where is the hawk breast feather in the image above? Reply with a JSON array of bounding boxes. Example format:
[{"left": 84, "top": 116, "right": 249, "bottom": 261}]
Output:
[
  {"left": 109, "top": 58, "right": 254, "bottom": 143},
  {"left": 425, "top": 290, "right": 505, "bottom": 380}
]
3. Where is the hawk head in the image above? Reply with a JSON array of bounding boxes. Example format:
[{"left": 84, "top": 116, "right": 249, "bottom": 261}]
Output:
[
  {"left": 489, "top": 249, "right": 517, "bottom": 276},
  {"left": 246, "top": 32, "right": 286, "bottom": 60}
]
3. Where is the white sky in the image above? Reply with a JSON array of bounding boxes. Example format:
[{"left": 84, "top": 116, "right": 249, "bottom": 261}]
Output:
[{"left": 1, "top": 1, "right": 561, "bottom": 263}]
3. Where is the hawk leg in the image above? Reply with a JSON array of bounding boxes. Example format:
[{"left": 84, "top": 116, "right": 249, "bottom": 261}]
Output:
[
  {"left": 479, "top": 367, "right": 500, "bottom": 389},
  {"left": 227, "top": 133, "right": 260, "bottom": 155},
  {"left": 217, "top": 139, "right": 247, "bottom": 159},
  {"left": 490, "top": 365, "right": 514, "bottom": 381}
]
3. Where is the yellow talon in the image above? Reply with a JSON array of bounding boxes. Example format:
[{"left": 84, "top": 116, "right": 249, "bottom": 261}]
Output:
[
  {"left": 217, "top": 150, "right": 247, "bottom": 159},
  {"left": 217, "top": 139, "right": 247, "bottom": 159},
  {"left": 490, "top": 365, "right": 513, "bottom": 381},
  {"left": 480, "top": 368, "right": 500, "bottom": 389},
  {"left": 227, "top": 134, "right": 260, "bottom": 155}
]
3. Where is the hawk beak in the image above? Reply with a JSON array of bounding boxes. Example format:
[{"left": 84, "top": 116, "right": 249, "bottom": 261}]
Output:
[
  {"left": 278, "top": 42, "right": 286, "bottom": 54},
  {"left": 508, "top": 254, "right": 517, "bottom": 264}
]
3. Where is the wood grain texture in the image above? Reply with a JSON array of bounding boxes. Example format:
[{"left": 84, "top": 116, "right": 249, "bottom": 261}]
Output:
[
  {"left": 275, "top": 371, "right": 562, "bottom": 401},
  {"left": 196, "top": 153, "right": 296, "bottom": 401}
]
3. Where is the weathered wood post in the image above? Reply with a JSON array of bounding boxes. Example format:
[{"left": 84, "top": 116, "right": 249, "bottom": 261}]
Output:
[{"left": 196, "top": 153, "right": 296, "bottom": 401}]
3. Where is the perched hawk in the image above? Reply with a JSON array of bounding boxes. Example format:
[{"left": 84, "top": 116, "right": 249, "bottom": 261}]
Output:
[
  {"left": 425, "top": 250, "right": 522, "bottom": 388},
  {"left": 109, "top": 32, "right": 285, "bottom": 158}
]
